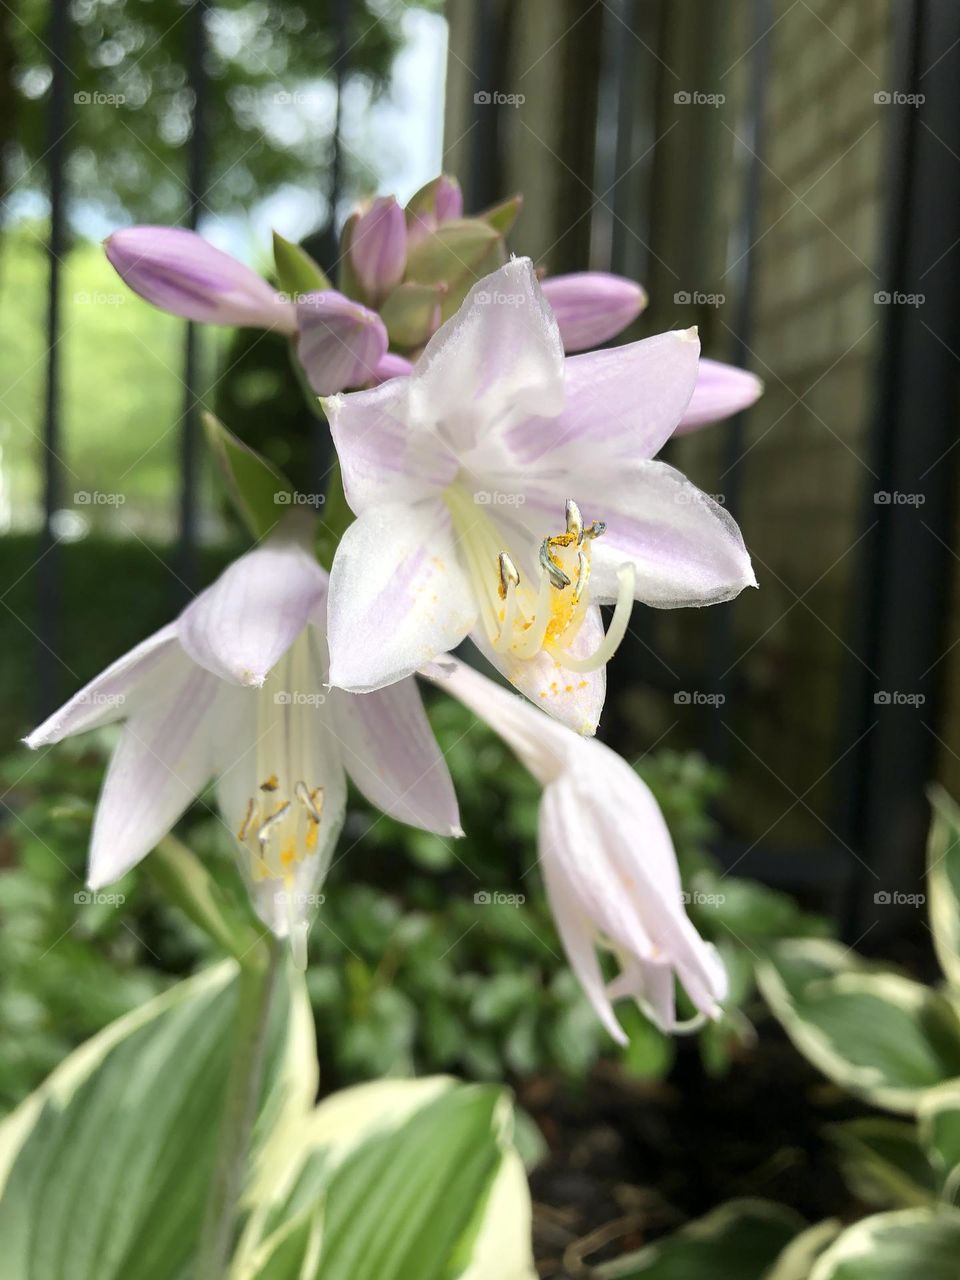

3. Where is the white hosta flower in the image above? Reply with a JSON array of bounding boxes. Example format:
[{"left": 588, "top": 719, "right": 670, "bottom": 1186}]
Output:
[
  {"left": 426, "top": 656, "right": 726, "bottom": 1040},
  {"left": 26, "top": 522, "right": 460, "bottom": 964},
  {"left": 323, "top": 257, "right": 755, "bottom": 737}
]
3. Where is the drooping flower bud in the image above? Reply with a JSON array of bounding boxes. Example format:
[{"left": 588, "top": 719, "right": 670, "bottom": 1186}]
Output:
[
  {"left": 674, "top": 358, "right": 764, "bottom": 435},
  {"left": 540, "top": 271, "right": 647, "bottom": 353},
  {"left": 295, "top": 291, "right": 388, "bottom": 395},
  {"left": 105, "top": 226, "right": 297, "bottom": 332},
  {"left": 349, "top": 196, "right": 407, "bottom": 303},
  {"left": 405, "top": 175, "right": 464, "bottom": 249}
]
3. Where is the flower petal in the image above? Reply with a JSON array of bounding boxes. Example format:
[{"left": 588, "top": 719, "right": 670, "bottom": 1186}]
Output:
[
  {"left": 585, "top": 460, "right": 756, "bottom": 607},
  {"left": 323, "top": 376, "right": 457, "bottom": 514},
  {"left": 24, "top": 623, "right": 179, "bottom": 747},
  {"left": 329, "top": 678, "right": 461, "bottom": 835},
  {"left": 88, "top": 655, "right": 219, "bottom": 888},
  {"left": 178, "top": 526, "right": 327, "bottom": 686},
  {"left": 409, "top": 258, "right": 566, "bottom": 454},
  {"left": 327, "top": 500, "right": 477, "bottom": 693},
  {"left": 471, "top": 604, "right": 606, "bottom": 736},
  {"left": 674, "top": 358, "right": 763, "bottom": 435},
  {"left": 540, "top": 272, "right": 647, "bottom": 353},
  {"left": 540, "top": 788, "right": 628, "bottom": 1046},
  {"left": 105, "top": 226, "right": 296, "bottom": 332},
  {"left": 295, "top": 291, "right": 388, "bottom": 395},
  {"left": 494, "top": 328, "right": 700, "bottom": 476},
  {"left": 371, "top": 351, "right": 414, "bottom": 383},
  {"left": 350, "top": 195, "right": 407, "bottom": 301}
]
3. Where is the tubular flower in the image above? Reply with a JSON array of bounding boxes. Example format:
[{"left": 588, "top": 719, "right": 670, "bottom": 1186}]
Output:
[
  {"left": 323, "top": 257, "right": 755, "bottom": 735},
  {"left": 25, "top": 521, "right": 460, "bottom": 964},
  {"left": 105, "top": 226, "right": 388, "bottom": 396},
  {"left": 675, "top": 357, "right": 764, "bottom": 434},
  {"left": 539, "top": 271, "right": 647, "bottom": 353},
  {"left": 427, "top": 655, "right": 727, "bottom": 1040}
]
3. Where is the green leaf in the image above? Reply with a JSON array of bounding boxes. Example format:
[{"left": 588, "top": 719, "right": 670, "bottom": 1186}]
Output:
[
  {"left": 0, "top": 962, "right": 315, "bottom": 1280},
  {"left": 203, "top": 411, "right": 294, "bottom": 539},
  {"left": 337, "top": 213, "right": 364, "bottom": 302},
  {"left": 272, "top": 230, "right": 332, "bottom": 297},
  {"left": 927, "top": 785, "right": 960, "bottom": 989},
  {"left": 918, "top": 1080, "right": 960, "bottom": 1200},
  {"left": 809, "top": 1208, "right": 960, "bottom": 1280},
  {"left": 594, "top": 1199, "right": 803, "bottom": 1279},
  {"left": 758, "top": 939, "right": 960, "bottom": 1112},
  {"left": 765, "top": 1220, "right": 843, "bottom": 1280},
  {"left": 826, "top": 1118, "right": 937, "bottom": 1208},
  {"left": 150, "top": 833, "right": 265, "bottom": 966},
  {"left": 234, "top": 1077, "right": 534, "bottom": 1280},
  {"left": 379, "top": 281, "right": 446, "bottom": 349},
  {"left": 477, "top": 194, "right": 523, "bottom": 236}
]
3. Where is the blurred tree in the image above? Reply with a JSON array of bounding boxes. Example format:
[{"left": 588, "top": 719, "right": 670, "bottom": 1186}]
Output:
[{"left": 4, "top": 0, "right": 439, "bottom": 227}]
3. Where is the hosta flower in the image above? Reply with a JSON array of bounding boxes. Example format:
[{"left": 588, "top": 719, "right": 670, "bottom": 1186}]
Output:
[
  {"left": 675, "top": 357, "right": 764, "bottom": 434},
  {"left": 348, "top": 195, "right": 408, "bottom": 303},
  {"left": 25, "top": 521, "right": 459, "bottom": 964},
  {"left": 427, "top": 655, "right": 726, "bottom": 1039},
  {"left": 105, "top": 226, "right": 388, "bottom": 396},
  {"left": 323, "top": 257, "right": 755, "bottom": 735},
  {"left": 540, "top": 271, "right": 647, "bottom": 353}
]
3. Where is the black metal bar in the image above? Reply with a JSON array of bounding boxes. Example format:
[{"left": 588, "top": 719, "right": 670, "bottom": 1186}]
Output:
[
  {"left": 842, "top": 0, "right": 960, "bottom": 936},
  {"left": 700, "top": 0, "right": 773, "bottom": 765},
  {"left": 36, "top": 0, "right": 71, "bottom": 717},
  {"left": 177, "top": 0, "right": 208, "bottom": 596}
]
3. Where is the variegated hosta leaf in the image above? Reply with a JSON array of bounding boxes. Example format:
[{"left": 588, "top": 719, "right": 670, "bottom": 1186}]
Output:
[
  {"left": 809, "top": 1208, "right": 960, "bottom": 1280},
  {"left": 757, "top": 939, "right": 960, "bottom": 1113},
  {"left": 826, "top": 1118, "right": 938, "bottom": 1208},
  {"left": 928, "top": 785, "right": 960, "bottom": 990},
  {"left": 765, "top": 1220, "right": 844, "bottom": 1280},
  {"left": 0, "top": 961, "right": 315, "bottom": 1280},
  {"left": 919, "top": 1079, "right": 960, "bottom": 1202},
  {"left": 232, "top": 1076, "right": 536, "bottom": 1280},
  {"left": 593, "top": 1199, "right": 804, "bottom": 1279}
]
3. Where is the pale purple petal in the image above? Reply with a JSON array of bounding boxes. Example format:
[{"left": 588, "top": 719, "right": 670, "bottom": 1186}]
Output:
[
  {"left": 470, "top": 604, "right": 606, "bottom": 737},
  {"left": 540, "top": 272, "right": 647, "bottom": 353},
  {"left": 491, "top": 329, "right": 700, "bottom": 479},
  {"left": 24, "top": 623, "right": 179, "bottom": 747},
  {"left": 327, "top": 500, "right": 477, "bottom": 693},
  {"left": 540, "top": 789, "right": 628, "bottom": 1046},
  {"left": 88, "top": 657, "right": 220, "bottom": 888},
  {"left": 350, "top": 196, "right": 407, "bottom": 300},
  {"left": 178, "top": 527, "right": 327, "bottom": 686},
  {"left": 295, "top": 291, "right": 388, "bottom": 395},
  {"left": 675, "top": 358, "right": 764, "bottom": 435},
  {"left": 329, "top": 679, "right": 461, "bottom": 835},
  {"left": 371, "top": 351, "right": 414, "bottom": 383},
  {"left": 405, "top": 176, "right": 464, "bottom": 249},
  {"left": 409, "top": 258, "right": 566, "bottom": 454},
  {"left": 105, "top": 226, "right": 296, "bottom": 332},
  {"left": 584, "top": 460, "right": 756, "bottom": 607},
  {"left": 323, "top": 377, "right": 458, "bottom": 514}
]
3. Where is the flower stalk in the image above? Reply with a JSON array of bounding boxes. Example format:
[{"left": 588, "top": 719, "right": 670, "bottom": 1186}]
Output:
[{"left": 197, "top": 936, "right": 282, "bottom": 1280}]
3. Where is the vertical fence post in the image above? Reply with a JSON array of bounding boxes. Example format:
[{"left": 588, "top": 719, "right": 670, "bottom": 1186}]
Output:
[
  {"left": 36, "top": 0, "right": 71, "bottom": 716},
  {"left": 177, "top": 0, "right": 208, "bottom": 597}
]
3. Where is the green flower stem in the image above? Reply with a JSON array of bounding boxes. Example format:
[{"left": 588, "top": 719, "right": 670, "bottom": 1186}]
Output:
[{"left": 197, "top": 937, "right": 282, "bottom": 1278}]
